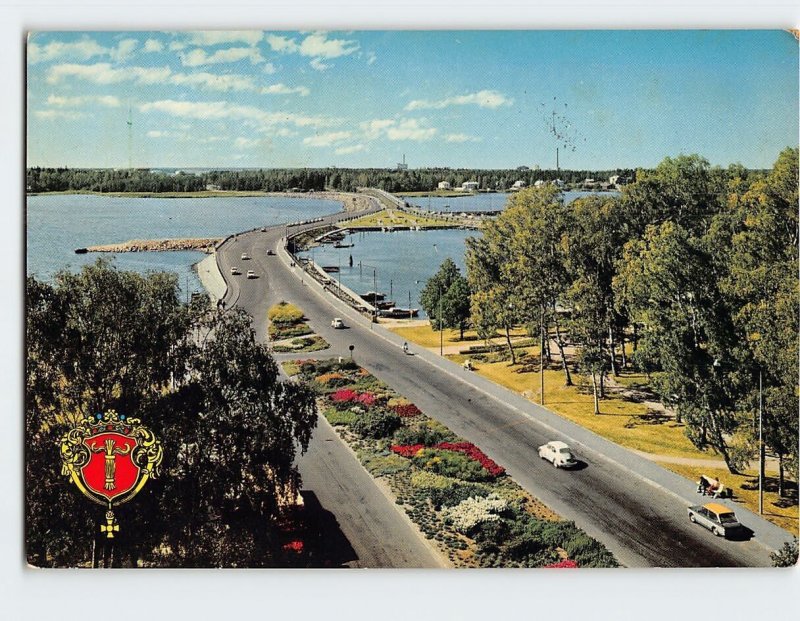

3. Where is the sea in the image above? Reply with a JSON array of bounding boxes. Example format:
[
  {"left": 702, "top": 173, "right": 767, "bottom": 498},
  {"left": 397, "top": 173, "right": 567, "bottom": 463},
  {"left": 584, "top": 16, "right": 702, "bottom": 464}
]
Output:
[{"left": 27, "top": 190, "right": 612, "bottom": 312}]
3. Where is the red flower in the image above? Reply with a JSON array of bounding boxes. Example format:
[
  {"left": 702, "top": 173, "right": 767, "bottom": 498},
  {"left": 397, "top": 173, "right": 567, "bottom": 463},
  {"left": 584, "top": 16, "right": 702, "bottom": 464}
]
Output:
[
  {"left": 330, "top": 389, "right": 359, "bottom": 403},
  {"left": 435, "top": 442, "right": 505, "bottom": 477},
  {"left": 282, "top": 540, "right": 304, "bottom": 553},
  {"left": 544, "top": 559, "right": 578, "bottom": 568},
  {"left": 390, "top": 444, "right": 425, "bottom": 458},
  {"left": 355, "top": 392, "right": 376, "bottom": 406},
  {"left": 391, "top": 403, "right": 422, "bottom": 418}
]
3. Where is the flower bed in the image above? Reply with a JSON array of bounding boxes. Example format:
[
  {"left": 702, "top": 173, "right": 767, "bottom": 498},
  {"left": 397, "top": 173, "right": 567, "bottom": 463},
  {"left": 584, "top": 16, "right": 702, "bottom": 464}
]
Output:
[{"left": 285, "top": 358, "right": 619, "bottom": 568}]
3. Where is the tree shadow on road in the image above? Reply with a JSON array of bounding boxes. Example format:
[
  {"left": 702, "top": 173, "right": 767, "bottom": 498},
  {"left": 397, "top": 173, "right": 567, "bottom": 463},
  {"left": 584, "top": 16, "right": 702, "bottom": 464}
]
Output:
[{"left": 298, "top": 490, "right": 359, "bottom": 568}]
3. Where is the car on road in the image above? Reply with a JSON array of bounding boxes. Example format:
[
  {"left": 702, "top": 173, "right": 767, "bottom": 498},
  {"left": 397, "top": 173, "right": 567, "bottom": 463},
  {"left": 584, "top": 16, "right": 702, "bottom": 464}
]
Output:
[
  {"left": 266, "top": 249, "right": 276, "bottom": 256},
  {"left": 230, "top": 266, "right": 241, "bottom": 275},
  {"left": 331, "top": 318, "right": 345, "bottom": 329},
  {"left": 261, "top": 227, "right": 267, "bottom": 232},
  {"left": 538, "top": 441, "right": 578, "bottom": 468},
  {"left": 241, "top": 253, "right": 250, "bottom": 260},
  {"left": 688, "top": 503, "right": 743, "bottom": 538},
  {"left": 246, "top": 270, "right": 257, "bottom": 279}
]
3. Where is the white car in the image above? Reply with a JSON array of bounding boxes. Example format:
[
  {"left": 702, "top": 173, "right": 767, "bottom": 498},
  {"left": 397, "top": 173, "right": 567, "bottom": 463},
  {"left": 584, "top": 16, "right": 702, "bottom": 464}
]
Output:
[
  {"left": 230, "top": 266, "right": 241, "bottom": 275},
  {"left": 331, "top": 318, "right": 345, "bottom": 329},
  {"left": 246, "top": 270, "right": 256, "bottom": 279},
  {"left": 241, "top": 252, "right": 250, "bottom": 260},
  {"left": 538, "top": 441, "right": 578, "bottom": 468}
]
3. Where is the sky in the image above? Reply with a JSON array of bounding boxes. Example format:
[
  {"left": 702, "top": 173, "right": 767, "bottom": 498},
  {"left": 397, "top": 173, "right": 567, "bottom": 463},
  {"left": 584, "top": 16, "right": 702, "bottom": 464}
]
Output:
[{"left": 26, "top": 30, "right": 799, "bottom": 170}]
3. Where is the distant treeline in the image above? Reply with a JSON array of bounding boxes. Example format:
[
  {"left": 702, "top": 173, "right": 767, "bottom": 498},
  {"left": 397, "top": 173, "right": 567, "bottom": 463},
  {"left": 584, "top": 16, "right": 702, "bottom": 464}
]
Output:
[{"left": 26, "top": 166, "right": 641, "bottom": 194}]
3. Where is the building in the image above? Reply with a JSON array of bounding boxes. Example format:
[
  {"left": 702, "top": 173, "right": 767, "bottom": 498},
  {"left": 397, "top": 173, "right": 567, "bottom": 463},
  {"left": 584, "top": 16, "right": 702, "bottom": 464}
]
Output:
[
  {"left": 534, "top": 179, "right": 545, "bottom": 188},
  {"left": 396, "top": 154, "right": 408, "bottom": 171},
  {"left": 516, "top": 165, "right": 530, "bottom": 172},
  {"left": 437, "top": 181, "right": 452, "bottom": 190},
  {"left": 461, "top": 181, "right": 479, "bottom": 191},
  {"left": 511, "top": 180, "right": 526, "bottom": 191}
]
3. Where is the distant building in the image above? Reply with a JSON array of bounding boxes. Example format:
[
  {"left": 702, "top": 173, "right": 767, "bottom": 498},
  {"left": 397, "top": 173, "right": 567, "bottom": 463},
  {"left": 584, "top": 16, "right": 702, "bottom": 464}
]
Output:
[
  {"left": 396, "top": 154, "right": 408, "bottom": 171},
  {"left": 608, "top": 175, "right": 620, "bottom": 186},
  {"left": 534, "top": 179, "right": 545, "bottom": 188},
  {"left": 461, "top": 181, "right": 479, "bottom": 191},
  {"left": 511, "top": 180, "right": 526, "bottom": 191},
  {"left": 205, "top": 184, "right": 221, "bottom": 191},
  {"left": 516, "top": 165, "right": 530, "bottom": 172},
  {"left": 437, "top": 181, "right": 452, "bottom": 190}
]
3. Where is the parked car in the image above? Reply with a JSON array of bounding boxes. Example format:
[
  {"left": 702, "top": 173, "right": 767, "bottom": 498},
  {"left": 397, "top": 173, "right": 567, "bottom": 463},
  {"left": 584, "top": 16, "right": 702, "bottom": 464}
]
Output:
[
  {"left": 260, "top": 227, "right": 267, "bottom": 232},
  {"left": 246, "top": 270, "right": 256, "bottom": 279},
  {"left": 688, "top": 503, "right": 743, "bottom": 538},
  {"left": 537, "top": 441, "right": 578, "bottom": 468},
  {"left": 241, "top": 252, "right": 250, "bottom": 260},
  {"left": 331, "top": 318, "right": 345, "bottom": 329},
  {"left": 230, "top": 266, "right": 241, "bottom": 275},
  {"left": 266, "top": 249, "right": 276, "bottom": 256}
]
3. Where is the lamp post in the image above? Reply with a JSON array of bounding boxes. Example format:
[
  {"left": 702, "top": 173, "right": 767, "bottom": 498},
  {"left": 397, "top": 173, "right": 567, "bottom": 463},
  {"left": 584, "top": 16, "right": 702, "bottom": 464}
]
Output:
[
  {"left": 759, "top": 369, "right": 764, "bottom": 515},
  {"left": 438, "top": 285, "right": 443, "bottom": 356}
]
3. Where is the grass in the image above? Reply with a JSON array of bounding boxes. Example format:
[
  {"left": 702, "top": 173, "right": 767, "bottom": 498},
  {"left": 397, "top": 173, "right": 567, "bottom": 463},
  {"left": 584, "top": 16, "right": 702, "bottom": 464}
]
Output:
[
  {"left": 343, "top": 209, "right": 453, "bottom": 229},
  {"left": 390, "top": 322, "right": 527, "bottom": 349},
  {"left": 273, "top": 335, "right": 330, "bottom": 353},
  {"left": 663, "top": 463, "right": 798, "bottom": 534}
]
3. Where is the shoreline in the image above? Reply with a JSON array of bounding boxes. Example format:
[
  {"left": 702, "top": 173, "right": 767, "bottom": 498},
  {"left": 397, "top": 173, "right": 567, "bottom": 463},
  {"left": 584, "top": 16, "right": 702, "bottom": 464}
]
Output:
[{"left": 194, "top": 253, "right": 226, "bottom": 302}]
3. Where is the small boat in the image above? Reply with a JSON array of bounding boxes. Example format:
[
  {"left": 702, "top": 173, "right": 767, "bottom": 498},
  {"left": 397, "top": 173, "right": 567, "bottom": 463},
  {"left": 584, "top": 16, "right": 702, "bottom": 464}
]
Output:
[
  {"left": 379, "top": 307, "right": 419, "bottom": 318},
  {"left": 376, "top": 300, "right": 396, "bottom": 310},
  {"left": 361, "top": 291, "right": 385, "bottom": 303},
  {"left": 322, "top": 266, "right": 340, "bottom": 273},
  {"left": 333, "top": 242, "right": 354, "bottom": 248},
  {"left": 74, "top": 247, "right": 89, "bottom": 254}
]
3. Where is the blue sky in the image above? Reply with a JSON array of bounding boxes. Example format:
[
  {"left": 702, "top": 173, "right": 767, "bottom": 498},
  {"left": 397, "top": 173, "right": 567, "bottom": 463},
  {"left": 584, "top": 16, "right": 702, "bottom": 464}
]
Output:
[{"left": 26, "top": 30, "right": 798, "bottom": 170}]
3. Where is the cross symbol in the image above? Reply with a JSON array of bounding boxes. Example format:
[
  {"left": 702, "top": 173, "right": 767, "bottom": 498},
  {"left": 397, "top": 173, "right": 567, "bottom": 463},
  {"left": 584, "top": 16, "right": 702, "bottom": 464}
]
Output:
[{"left": 100, "top": 511, "right": 119, "bottom": 539}]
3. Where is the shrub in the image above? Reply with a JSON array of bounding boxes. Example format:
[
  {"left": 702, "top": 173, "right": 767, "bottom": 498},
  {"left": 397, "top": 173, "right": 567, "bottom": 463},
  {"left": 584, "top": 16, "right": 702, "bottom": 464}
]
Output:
[
  {"left": 445, "top": 494, "right": 509, "bottom": 533},
  {"left": 543, "top": 559, "right": 579, "bottom": 568},
  {"left": 413, "top": 448, "right": 492, "bottom": 482},
  {"left": 435, "top": 442, "right": 505, "bottom": 478},
  {"left": 330, "top": 388, "right": 359, "bottom": 404},
  {"left": 268, "top": 302, "right": 304, "bottom": 324},
  {"left": 325, "top": 408, "right": 356, "bottom": 427},
  {"left": 357, "top": 450, "right": 411, "bottom": 476},
  {"left": 430, "top": 482, "right": 490, "bottom": 509},
  {"left": 391, "top": 403, "right": 422, "bottom": 418},
  {"left": 350, "top": 409, "right": 401, "bottom": 439},
  {"left": 393, "top": 422, "right": 451, "bottom": 446}
]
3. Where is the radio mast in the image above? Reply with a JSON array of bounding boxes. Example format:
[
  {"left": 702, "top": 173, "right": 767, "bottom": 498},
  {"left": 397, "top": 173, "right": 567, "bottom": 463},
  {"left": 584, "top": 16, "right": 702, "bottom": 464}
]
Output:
[{"left": 127, "top": 102, "right": 133, "bottom": 169}]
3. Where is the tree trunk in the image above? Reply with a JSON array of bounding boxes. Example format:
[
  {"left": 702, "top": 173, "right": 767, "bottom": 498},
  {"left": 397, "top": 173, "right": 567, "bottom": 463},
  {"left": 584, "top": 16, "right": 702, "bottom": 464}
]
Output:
[
  {"left": 552, "top": 311, "right": 572, "bottom": 386},
  {"left": 632, "top": 323, "right": 638, "bottom": 352},
  {"left": 459, "top": 321, "right": 465, "bottom": 340},
  {"left": 544, "top": 324, "right": 552, "bottom": 362},
  {"left": 591, "top": 370, "right": 600, "bottom": 415},
  {"left": 608, "top": 324, "right": 619, "bottom": 376},
  {"left": 599, "top": 370, "right": 606, "bottom": 398},
  {"left": 504, "top": 324, "right": 517, "bottom": 365},
  {"left": 620, "top": 333, "right": 627, "bottom": 369},
  {"left": 778, "top": 452, "right": 785, "bottom": 498},
  {"left": 708, "top": 410, "right": 738, "bottom": 474}
]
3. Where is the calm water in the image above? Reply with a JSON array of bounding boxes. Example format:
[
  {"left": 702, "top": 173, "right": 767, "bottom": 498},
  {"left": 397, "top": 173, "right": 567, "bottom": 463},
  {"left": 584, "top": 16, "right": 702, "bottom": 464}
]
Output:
[
  {"left": 298, "top": 229, "right": 477, "bottom": 318},
  {"left": 406, "top": 190, "right": 616, "bottom": 213},
  {"left": 26, "top": 194, "right": 342, "bottom": 296}
]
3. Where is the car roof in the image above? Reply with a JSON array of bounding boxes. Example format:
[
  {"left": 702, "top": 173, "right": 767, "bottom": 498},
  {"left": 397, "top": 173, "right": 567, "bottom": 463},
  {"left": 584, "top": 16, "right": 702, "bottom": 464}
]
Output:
[
  {"left": 704, "top": 503, "right": 734, "bottom": 515},
  {"left": 548, "top": 441, "right": 569, "bottom": 449}
]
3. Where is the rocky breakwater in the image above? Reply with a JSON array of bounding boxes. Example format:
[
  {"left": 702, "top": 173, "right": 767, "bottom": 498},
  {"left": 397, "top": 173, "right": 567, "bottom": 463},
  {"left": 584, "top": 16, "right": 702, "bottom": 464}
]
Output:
[{"left": 79, "top": 238, "right": 224, "bottom": 254}]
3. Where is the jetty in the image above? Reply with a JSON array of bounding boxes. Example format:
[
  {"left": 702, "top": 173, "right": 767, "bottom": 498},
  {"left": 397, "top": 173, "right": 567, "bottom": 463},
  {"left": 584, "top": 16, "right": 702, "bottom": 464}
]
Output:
[{"left": 81, "top": 237, "right": 223, "bottom": 254}]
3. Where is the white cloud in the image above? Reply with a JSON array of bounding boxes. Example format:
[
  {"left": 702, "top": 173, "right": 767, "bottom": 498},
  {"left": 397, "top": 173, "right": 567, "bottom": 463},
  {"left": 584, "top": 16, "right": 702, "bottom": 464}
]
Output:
[
  {"left": 298, "top": 32, "right": 359, "bottom": 59},
  {"left": 309, "top": 58, "right": 331, "bottom": 72},
  {"left": 302, "top": 131, "right": 351, "bottom": 147},
  {"left": 274, "top": 128, "right": 296, "bottom": 137},
  {"left": 262, "top": 62, "right": 277, "bottom": 74},
  {"left": 261, "top": 83, "right": 309, "bottom": 96},
  {"left": 46, "top": 94, "right": 121, "bottom": 108},
  {"left": 265, "top": 34, "right": 298, "bottom": 54},
  {"left": 366, "top": 52, "right": 377, "bottom": 65},
  {"left": 335, "top": 144, "right": 365, "bottom": 155},
  {"left": 359, "top": 118, "right": 395, "bottom": 139},
  {"left": 180, "top": 46, "right": 265, "bottom": 67},
  {"left": 111, "top": 38, "right": 138, "bottom": 61},
  {"left": 139, "top": 98, "right": 341, "bottom": 129},
  {"left": 444, "top": 133, "right": 481, "bottom": 143},
  {"left": 28, "top": 37, "right": 110, "bottom": 64},
  {"left": 405, "top": 89, "right": 514, "bottom": 111},
  {"left": 33, "top": 109, "right": 84, "bottom": 120},
  {"left": 186, "top": 31, "right": 263, "bottom": 47},
  {"left": 234, "top": 136, "right": 262, "bottom": 149},
  {"left": 143, "top": 39, "right": 164, "bottom": 53},
  {"left": 47, "top": 62, "right": 256, "bottom": 93},
  {"left": 147, "top": 130, "right": 168, "bottom": 138}
]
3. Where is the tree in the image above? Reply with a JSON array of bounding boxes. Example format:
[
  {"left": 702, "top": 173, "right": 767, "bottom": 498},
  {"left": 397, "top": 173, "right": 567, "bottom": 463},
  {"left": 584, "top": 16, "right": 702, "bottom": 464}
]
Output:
[
  {"left": 770, "top": 538, "right": 799, "bottom": 567},
  {"left": 26, "top": 261, "right": 317, "bottom": 567},
  {"left": 420, "top": 258, "right": 471, "bottom": 338}
]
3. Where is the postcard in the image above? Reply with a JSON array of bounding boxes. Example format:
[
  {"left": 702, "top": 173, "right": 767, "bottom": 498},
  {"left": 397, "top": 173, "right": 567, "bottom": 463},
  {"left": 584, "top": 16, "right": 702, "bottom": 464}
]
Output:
[{"left": 25, "top": 30, "right": 799, "bottom": 569}]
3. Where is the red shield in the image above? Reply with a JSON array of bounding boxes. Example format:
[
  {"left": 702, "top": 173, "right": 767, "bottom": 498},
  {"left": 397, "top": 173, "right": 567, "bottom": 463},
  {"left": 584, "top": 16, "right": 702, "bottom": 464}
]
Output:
[{"left": 80, "top": 432, "right": 140, "bottom": 501}]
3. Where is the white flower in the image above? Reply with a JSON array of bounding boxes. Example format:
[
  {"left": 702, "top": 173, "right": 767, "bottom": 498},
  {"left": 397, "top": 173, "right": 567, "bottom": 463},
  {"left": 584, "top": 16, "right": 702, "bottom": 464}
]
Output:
[{"left": 445, "top": 493, "right": 508, "bottom": 533}]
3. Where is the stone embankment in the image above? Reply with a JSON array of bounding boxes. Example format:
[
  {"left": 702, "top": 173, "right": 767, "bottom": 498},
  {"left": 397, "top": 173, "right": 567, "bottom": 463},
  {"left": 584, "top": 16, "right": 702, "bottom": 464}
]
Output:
[{"left": 83, "top": 238, "right": 223, "bottom": 253}]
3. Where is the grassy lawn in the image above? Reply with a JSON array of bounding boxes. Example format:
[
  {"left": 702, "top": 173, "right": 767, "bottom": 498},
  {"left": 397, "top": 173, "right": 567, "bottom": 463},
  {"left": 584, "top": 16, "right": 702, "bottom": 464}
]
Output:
[
  {"left": 343, "top": 209, "right": 453, "bottom": 229},
  {"left": 663, "top": 463, "right": 798, "bottom": 534},
  {"left": 390, "top": 322, "right": 527, "bottom": 349}
]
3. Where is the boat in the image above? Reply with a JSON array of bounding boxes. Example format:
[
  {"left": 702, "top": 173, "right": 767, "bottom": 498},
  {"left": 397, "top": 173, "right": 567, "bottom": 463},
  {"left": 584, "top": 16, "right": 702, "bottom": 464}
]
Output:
[
  {"left": 379, "top": 307, "right": 419, "bottom": 318},
  {"left": 375, "top": 300, "right": 396, "bottom": 310},
  {"left": 361, "top": 291, "right": 385, "bottom": 303},
  {"left": 322, "top": 266, "right": 340, "bottom": 273},
  {"left": 333, "top": 242, "right": 354, "bottom": 248},
  {"left": 74, "top": 247, "right": 88, "bottom": 254}
]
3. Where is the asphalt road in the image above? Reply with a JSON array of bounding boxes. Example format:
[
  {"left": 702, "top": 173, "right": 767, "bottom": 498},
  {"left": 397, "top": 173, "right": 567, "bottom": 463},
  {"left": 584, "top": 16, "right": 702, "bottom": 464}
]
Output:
[{"left": 218, "top": 207, "right": 780, "bottom": 568}]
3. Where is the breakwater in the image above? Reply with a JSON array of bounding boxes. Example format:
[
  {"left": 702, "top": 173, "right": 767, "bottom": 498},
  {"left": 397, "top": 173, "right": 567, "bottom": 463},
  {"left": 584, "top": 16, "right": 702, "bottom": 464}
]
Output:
[{"left": 81, "top": 237, "right": 223, "bottom": 254}]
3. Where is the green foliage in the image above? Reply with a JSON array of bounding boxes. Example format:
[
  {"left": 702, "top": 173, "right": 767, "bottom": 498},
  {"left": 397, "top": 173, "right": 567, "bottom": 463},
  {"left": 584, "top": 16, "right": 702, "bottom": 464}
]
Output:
[
  {"left": 393, "top": 419, "right": 456, "bottom": 446},
  {"left": 770, "top": 538, "right": 799, "bottom": 567},
  {"left": 350, "top": 408, "right": 401, "bottom": 439},
  {"left": 26, "top": 262, "right": 318, "bottom": 568},
  {"left": 420, "top": 258, "right": 471, "bottom": 337},
  {"left": 267, "top": 302, "right": 305, "bottom": 324},
  {"left": 413, "top": 448, "right": 492, "bottom": 482},
  {"left": 324, "top": 408, "right": 357, "bottom": 427},
  {"left": 357, "top": 450, "right": 411, "bottom": 476}
]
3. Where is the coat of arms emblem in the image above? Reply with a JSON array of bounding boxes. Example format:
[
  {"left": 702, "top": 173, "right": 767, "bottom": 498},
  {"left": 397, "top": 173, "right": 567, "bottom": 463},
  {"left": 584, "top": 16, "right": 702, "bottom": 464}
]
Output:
[{"left": 59, "top": 410, "right": 163, "bottom": 538}]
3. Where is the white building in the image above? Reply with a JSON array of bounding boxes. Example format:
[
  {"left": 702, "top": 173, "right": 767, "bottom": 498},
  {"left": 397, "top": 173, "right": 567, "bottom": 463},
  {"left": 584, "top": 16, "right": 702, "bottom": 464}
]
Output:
[
  {"left": 461, "top": 181, "right": 479, "bottom": 191},
  {"left": 511, "top": 180, "right": 526, "bottom": 191},
  {"left": 437, "top": 181, "right": 452, "bottom": 190},
  {"left": 534, "top": 179, "right": 545, "bottom": 188}
]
